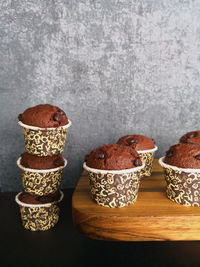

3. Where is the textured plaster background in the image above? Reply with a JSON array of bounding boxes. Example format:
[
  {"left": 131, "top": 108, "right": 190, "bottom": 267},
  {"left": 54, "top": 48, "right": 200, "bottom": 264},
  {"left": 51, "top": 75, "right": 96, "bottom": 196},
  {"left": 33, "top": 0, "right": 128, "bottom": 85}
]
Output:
[{"left": 1, "top": 0, "right": 200, "bottom": 191}]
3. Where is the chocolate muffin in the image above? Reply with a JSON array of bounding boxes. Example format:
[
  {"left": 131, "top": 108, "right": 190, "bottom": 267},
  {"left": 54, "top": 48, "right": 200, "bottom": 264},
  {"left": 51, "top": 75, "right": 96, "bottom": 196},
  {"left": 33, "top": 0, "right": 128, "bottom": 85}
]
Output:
[
  {"left": 18, "top": 191, "right": 61, "bottom": 204},
  {"left": 18, "top": 104, "right": 68, "bottom": 128},
  {"left": 180, "top": 131, "right": 200, "bottom": 145},
  {"left": 117, "top": 135, "right": 155, "bottom": 151},
  {"left": 163, "top": 143, "right": 200, "bottom": 169},
  {"left": 85, "top": 144, "right": 142, "bottom": 170},
  {"left": 20, "top": 152, "right": 65, "bottom": 169}
]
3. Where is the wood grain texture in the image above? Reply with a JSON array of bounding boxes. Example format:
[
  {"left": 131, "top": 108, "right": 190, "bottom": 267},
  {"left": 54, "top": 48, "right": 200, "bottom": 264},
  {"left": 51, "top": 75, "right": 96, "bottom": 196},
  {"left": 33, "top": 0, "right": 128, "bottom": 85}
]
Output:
[{"left": 72, "top": 159, "right": 200, "bottom": 241}]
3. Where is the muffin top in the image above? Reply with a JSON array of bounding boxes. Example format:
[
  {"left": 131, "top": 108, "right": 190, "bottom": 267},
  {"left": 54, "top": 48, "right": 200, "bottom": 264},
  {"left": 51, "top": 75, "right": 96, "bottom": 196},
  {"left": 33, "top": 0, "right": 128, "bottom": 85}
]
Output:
[
  {"left": 85, "top": 144, "right": 142, "bottom": 170},
  {"left": 20, "top": 152, "right": 65, "bottom": 170},
  {"left": 180, "top": 131, "right": 200, "bottom": 145},
  {"left": 18, "top": 191, "right": 61, "bottom": 204},
  {"left": 163, "top": 143, "right": 200, "bottom": 169},
  {"left": 117, "top": 135, "right": 155, "bottom": 151},
  {"left": 18, "top": 104, "right": 68, "bottom": 128}
]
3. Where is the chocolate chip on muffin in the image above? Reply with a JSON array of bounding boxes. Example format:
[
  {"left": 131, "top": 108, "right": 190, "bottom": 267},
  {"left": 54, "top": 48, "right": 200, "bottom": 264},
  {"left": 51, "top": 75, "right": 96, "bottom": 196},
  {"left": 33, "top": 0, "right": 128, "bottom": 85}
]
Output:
[
  {"left": 133, "top": 158, "right": 142, "bottom": 167},
  {"left": 127, "top": 137, "right": 138, "bottom": 145},
  {"left": 18, "top": 114, "right": 22, "bottom": 121},
  {"left": 165, "top": 149, "right": 174, "bottom": 158},
  {"left": 96, "top": 149, "right": 107, "bottom": 160},
  {"left": 53, "top": 157, "right": 65, "bottom": 167},
  {"left": 195, "top": 154, "right": 200, "bottom": 160}
]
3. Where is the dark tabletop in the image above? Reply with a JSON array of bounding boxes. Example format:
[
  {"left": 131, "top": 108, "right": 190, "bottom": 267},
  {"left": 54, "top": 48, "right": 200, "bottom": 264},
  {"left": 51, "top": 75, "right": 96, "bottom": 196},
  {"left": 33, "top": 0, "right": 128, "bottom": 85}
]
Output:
[{"left": 1, "top": 189, "right": 200, "bottom": 267}]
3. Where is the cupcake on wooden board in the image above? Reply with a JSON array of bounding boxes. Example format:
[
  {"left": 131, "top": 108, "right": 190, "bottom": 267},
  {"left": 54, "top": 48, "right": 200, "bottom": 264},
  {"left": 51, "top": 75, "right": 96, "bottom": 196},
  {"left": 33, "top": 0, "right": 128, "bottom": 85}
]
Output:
[
  {"left": 83, "top": 144, "right": 144, "bottom": 208},
  {"left": 159, "top": 143, "right": 200, "bottom": 206},
  {"left": 117, "top": 135, "right": 157, "bottom": 177},
  {"left": 15, "top": 190, "right": 63, "bottom": 231},
  {"left": 17, "top": 152, "right": 67, "bottom": 196},
  {"left": 18, "top": 104, "right": 71, "bottom": 156}
]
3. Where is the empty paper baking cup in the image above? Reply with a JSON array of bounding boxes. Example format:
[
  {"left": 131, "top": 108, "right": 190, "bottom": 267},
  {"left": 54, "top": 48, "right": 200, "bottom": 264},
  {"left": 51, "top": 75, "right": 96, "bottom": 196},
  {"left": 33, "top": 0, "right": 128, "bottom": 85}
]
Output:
[
  {"left": 17, "top": 157, "right": 67, "bottom": 196},
  {"left": 18, "top": 120, "right": 72, "bottom": 156},
  {"left": 159, "top": 157, "right": 200, "bottom": 207},
  {"left": 138, "top": 146, "right": 158, "bottom": 177},
  {"left": 15, "top": 190, "right": 64, "bottom": 231},
  {"left": 83, "top": 163, "right": 144, "bottom": 208}
]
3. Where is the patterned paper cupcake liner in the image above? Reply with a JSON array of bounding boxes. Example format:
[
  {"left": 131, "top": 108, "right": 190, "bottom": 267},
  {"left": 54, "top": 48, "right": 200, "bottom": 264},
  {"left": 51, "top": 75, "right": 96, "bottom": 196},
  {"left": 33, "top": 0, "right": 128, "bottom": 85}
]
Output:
[
  {"left": 17, "top": 157, "right": 67, "bottom": 196},
  {"left": 138, "top": 146, "right": 158, "bottom": 177},
  {"left": 18, "top": 120, "right": 72, "bottom": 156},
  {"left": 15, "top": 190, "right": 64, "bottom": 231},
  {"left": 83, "top": 163, "right": 144, "bottom": 208},
  {"left": 159, "top": 157, "right": 200, "bottom": 207}
]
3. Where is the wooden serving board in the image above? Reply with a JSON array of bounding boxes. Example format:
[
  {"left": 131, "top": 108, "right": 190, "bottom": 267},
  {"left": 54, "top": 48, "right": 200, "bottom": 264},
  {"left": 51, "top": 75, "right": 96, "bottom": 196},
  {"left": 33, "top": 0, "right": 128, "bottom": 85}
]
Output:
[{"left": 72, "top": 159, "right": 200, "bottom": 241}]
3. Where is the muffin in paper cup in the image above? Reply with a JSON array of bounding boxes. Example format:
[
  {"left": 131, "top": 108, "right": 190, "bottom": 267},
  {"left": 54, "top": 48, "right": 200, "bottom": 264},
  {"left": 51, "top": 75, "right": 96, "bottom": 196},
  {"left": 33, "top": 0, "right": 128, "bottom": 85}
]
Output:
[
  {"left": 17, "top": 157, "right": 67, "bottom": 196},
  {"left": 15, "top": 191, "right": 64, "bottom": 231},
  {"left": 18, "top": 120, "right": 72, "bottom": 156},
  {"left": 138, "top": 146, "right": 158, "bottom": 177},
  {"left": 83, "top": 163, "right": 145, "bottom": 208},
  {"left": 159, "top": 157, "right": 200, "bottom": 207}
]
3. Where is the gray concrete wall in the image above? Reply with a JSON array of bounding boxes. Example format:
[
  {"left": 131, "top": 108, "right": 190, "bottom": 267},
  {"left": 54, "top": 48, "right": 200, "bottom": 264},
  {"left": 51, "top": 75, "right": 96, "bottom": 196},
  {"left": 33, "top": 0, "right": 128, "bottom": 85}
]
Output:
[{"left": 1, "top": 0, "right": 200, "bottom": 191}]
